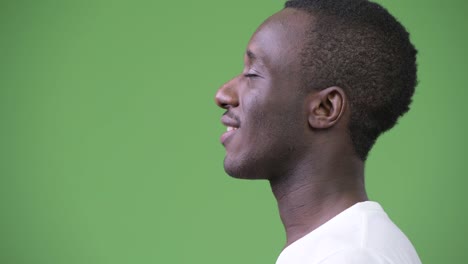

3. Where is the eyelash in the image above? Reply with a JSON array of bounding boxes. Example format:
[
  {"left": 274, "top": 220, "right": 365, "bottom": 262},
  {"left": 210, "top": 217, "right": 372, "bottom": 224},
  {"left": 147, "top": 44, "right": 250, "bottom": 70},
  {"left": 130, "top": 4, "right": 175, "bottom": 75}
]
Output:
[{"left": 244, "top": 73, "right": 258, "bottom": 78}]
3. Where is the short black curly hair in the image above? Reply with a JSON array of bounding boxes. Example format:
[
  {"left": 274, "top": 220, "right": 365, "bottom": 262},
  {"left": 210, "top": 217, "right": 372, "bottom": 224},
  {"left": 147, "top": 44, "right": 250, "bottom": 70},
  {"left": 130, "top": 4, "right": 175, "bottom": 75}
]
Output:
[{"left": 285, "top": 0, "right": 418, "bottom": 160}]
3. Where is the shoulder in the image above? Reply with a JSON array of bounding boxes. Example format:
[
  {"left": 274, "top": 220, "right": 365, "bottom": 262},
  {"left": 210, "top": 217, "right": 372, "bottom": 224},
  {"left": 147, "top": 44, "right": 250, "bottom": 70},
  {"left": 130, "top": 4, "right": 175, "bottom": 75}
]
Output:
[
  {"left": 275, "top": 202, "right": 421, "bottom": 264},
  {"left": 315, "top": 248, "right": 392, "bottom": 264}
]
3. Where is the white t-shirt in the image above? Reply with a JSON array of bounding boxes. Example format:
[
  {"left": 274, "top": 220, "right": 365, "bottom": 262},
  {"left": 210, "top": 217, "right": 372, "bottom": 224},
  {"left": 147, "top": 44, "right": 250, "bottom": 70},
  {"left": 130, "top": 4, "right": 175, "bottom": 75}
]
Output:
[{"left": 276, "top": 201, "right": 421, "bottom": 264}]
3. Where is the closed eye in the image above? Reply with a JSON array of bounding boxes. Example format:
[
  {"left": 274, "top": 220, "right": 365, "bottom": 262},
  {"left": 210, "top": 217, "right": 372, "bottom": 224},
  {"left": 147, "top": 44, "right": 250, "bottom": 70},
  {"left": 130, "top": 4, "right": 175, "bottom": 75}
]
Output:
[{"left": 244, "top": 73, "right": 259, "bottom": 78}]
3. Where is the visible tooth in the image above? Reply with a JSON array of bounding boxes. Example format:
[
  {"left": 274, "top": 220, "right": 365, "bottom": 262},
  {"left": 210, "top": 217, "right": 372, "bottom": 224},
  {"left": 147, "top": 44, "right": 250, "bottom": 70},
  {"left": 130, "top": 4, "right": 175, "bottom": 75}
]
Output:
[{"left": 227, "top": 126, "right": 233, "bottom": 132}]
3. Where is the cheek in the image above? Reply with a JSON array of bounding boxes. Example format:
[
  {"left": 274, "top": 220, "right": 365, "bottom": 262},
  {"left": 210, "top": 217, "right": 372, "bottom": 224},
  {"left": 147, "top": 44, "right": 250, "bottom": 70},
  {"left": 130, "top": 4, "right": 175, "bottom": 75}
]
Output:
[
  {"left": 239, "top": 88, "right": 265, "bottom": 124},
  {"left": 245, "top": 96, "right": 303, "bottom": 144},
  {"left": 238, "top": 80, "right": 307, "bottom": 145}
]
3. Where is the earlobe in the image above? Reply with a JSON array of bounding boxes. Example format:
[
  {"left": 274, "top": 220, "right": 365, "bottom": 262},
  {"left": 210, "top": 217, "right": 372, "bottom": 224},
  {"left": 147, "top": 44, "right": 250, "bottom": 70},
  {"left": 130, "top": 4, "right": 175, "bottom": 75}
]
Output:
[{"left": 307, "top": 86, "right": 346, "bottom": 129}]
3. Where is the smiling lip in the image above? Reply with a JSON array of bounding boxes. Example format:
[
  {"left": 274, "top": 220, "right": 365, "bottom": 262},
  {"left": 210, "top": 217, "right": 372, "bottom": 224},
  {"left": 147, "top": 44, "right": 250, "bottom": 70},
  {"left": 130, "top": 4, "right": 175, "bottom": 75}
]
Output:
[
  {"left": 220, "top": 115, "right": 240, "bottom": 145},
  {"left": 220, "top": 128, "right": 237, "bottom": 145}
]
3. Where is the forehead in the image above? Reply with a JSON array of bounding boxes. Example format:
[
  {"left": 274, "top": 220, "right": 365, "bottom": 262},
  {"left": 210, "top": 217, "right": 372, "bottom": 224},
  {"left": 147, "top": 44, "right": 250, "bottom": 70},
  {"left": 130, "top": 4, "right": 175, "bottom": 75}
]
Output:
[{"left": 246, "top": 8, "right": 312, "bottom": 68}]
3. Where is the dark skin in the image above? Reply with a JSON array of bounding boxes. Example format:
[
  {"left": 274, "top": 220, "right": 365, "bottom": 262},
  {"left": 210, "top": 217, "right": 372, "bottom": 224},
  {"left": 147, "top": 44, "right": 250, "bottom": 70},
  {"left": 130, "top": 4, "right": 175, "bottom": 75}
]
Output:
[{"left": 215, "top": 8, "right": 368, "bottom": 248}]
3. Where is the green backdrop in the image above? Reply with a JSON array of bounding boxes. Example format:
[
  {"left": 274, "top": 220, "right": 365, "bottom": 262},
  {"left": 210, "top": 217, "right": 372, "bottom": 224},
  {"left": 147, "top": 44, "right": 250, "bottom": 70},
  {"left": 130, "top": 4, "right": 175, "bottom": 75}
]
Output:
[{"left": 1, "top": 0, "right": 466, "bottom": 263}]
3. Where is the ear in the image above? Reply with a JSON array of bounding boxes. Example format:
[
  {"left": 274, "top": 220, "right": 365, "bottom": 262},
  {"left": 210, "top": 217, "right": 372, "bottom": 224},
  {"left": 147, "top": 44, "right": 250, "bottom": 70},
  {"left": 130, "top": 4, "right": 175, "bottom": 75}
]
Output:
[{"left": 307, "top": 86, "right": 346, "bottom": 129}]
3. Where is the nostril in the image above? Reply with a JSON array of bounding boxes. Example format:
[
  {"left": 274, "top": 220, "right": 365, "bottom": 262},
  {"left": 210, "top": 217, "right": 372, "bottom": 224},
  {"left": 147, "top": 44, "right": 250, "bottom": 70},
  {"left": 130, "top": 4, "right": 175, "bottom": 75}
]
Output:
[
  {"left": 215, "top": 77, "right": 239, "bottom": 108},
  {"left": 220, "top": 103, "right": 230, "bottom": 109},
  {"left": 216, "top": 94, "right": 238, "bottom": 109},
  {"left": 215, "top": 90, "right": 233, "bottom": 109},
  {"left": 217, "top": 100, "right": 230, "bottom": 110},
  {"left": 214, "top": 93, "right": 226, "bottom": 108}
]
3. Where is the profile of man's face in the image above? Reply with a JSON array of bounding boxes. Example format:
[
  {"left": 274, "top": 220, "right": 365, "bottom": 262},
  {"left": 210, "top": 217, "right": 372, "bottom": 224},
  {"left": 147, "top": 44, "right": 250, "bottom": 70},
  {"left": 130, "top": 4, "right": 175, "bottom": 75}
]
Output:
[{"left": 215, "top": 9, "right": 314, "bottom": 180}]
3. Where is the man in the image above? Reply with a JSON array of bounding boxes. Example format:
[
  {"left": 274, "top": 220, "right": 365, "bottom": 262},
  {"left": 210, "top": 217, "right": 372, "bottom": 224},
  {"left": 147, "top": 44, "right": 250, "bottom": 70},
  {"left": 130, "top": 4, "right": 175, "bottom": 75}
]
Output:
[{"left": 215, "top": 0, "right": 421, "bottom": 263}]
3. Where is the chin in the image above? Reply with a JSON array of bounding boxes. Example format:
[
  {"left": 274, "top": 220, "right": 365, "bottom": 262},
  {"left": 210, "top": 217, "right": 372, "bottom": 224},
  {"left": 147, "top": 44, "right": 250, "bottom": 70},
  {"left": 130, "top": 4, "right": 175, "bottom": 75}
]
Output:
[{"left": 223, "top": 156, "right": 269, "bottom": 180}]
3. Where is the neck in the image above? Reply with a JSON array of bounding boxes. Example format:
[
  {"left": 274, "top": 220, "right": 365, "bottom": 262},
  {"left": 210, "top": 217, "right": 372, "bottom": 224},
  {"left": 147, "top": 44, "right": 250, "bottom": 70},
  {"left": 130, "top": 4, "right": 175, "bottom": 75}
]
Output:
[{"left": 269, "top": 151, "right": 367, "bottom": 248}]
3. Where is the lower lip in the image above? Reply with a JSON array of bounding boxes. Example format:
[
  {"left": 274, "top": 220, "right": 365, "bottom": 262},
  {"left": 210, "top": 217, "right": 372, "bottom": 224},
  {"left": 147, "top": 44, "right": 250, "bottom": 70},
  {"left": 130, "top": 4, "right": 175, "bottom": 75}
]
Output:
[{"left": 220, "top": 129, "right": 237, "bottom": 145}]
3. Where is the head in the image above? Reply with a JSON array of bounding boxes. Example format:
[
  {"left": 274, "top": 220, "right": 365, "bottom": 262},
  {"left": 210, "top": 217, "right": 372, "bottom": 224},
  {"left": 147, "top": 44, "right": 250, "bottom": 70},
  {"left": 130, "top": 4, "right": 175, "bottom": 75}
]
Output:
[{"left": 215, "top": 0, "right": 417, "bottom": 180}]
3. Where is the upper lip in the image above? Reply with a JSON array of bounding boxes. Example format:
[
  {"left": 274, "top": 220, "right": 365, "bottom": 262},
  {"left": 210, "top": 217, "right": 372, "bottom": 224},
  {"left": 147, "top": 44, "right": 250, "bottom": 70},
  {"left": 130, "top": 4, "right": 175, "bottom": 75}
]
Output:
[{"left": 221, "top": 114, "right": 240, "bottom": 128}]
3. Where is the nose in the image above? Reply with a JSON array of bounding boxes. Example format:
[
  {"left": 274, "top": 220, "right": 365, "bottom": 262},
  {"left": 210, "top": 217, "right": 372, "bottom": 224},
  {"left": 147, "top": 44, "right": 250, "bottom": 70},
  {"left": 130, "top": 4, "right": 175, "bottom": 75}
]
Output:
[{"left": 215, "top": 77, "right": 239, "bottom": 109}]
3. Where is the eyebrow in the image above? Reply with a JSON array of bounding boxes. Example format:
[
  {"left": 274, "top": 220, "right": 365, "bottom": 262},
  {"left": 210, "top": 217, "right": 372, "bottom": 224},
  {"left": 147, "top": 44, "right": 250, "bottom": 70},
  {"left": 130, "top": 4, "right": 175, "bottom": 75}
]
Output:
[
  {"left": 246, "top": 49, "right": 257, "bottom": 61},
  {"left": 246, "top": 49, "right": 266, "bottom": 68}
]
